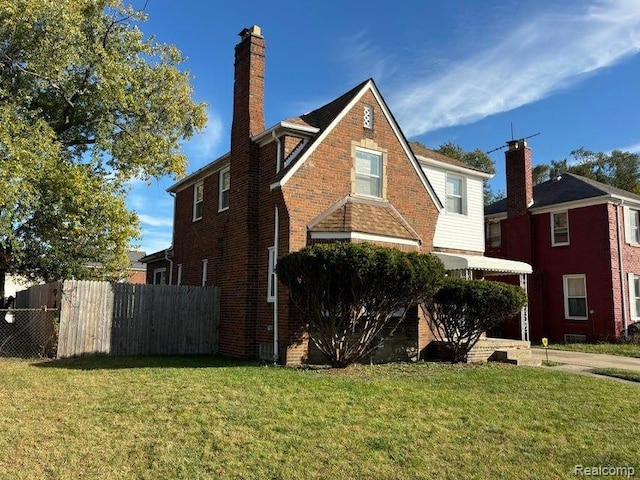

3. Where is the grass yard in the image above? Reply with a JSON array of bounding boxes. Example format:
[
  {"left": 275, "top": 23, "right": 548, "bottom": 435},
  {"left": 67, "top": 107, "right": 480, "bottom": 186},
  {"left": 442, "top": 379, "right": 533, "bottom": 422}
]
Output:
[
  {"left": 545, "top": 342, "right": 640, "bottom": 358},
  {"left": 1, "top": 356, "right": 639, "bottom": 480},
  {"left": 593, "top": 367, "right": 640, "bottom": 383}
]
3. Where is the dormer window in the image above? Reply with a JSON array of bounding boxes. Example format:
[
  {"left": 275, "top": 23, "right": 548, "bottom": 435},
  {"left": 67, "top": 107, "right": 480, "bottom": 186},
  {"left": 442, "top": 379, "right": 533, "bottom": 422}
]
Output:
[
  {"left": 446, "top": 174, "right": 465, "bottom": 214},
  {"left": 363, "top": 105, "right": 373, "bottom": 129}
]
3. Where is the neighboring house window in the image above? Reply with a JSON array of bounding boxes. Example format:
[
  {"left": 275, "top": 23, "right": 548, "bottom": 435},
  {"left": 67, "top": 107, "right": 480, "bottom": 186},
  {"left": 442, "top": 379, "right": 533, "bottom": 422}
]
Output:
[
  {"left": 551, "top": 211, "right": 569, "bottom": 246},
  {"left": 628, "top": 273, "right": 640, "bottom": 320},
  {"left": 267, "top": 246, "right": 276, "bottom": 302},
  {"left": 363, "top": 105, "right": 373, "bottom": 129},
  {"left": 176, "top": 264, "right": 182, "bottom": 286},
  {"left": 626, "top": 208, "right": 640, "bottom": 244},
  {"left": 486, "top": 222, "right": 501, "bottom": 248},
  {"left": 153, "top": 268, "right": 166, "bottom": 285},
  {"left": 355, "top": 148, "right": 382, "bottom": 198},
  {"left": 201, "top": 259, "right": 208, "bottom": 287},
  {"left": 446, "top": 174, "right": 464, "bottom": 214},
  {"left": 563, "top": 274, "right": 588, "bottom": 320},
  {"left": 219, "top": 167, "right": 230, "bottom": 212},
  {"left": 193, "top": 181, "right": 204, "bottom": 221}
]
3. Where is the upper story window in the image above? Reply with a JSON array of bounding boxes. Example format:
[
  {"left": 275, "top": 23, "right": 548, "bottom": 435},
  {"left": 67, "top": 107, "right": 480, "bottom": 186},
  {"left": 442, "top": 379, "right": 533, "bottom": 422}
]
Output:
[
  {"left": 551, "top": 211, "right": 569, "bottom": 246},
  {"left": 219, "top": 167, "right": 230, "bottom": 212},
  {"left": 363, "top": 105, "right": 373, "bottom": 129},
  {"left": 563, "top": 274, "right": 588, "bottom": 320},
  {"left": 486, "top": 222, "right": 501, "bottom": 248},
  {"left": 355, "top": 148, "right": 382, "bottom": 198},
  {"left": 446, "top": 174, "right": 465, "bottom": 214},
  {"left": 193, "top": 181, "right": 204, "bottom": 221},
  {"left": 625, "top": 207, "right": 640, "bottom": 244}
]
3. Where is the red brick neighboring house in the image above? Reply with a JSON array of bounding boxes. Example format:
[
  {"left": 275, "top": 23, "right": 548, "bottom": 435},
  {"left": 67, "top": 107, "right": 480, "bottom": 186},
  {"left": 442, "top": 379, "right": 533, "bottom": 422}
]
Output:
[
  {"left": 485, "top": 139, "right": 640, "bottom": 342},
  {"left": 152, "top": 25, "right": 452, "bottom": 364}
]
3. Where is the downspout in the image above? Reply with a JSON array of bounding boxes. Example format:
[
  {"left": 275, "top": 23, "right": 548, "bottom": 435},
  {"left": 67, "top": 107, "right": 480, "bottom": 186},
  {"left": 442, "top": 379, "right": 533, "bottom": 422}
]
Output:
[
  {"left": 164, "top": 249, "right": 173, "bottom": 286},
  {"left": 273, "top": 205, "right": 279, "bottom": 362},
  {"left": 272, "top": 131, "right": 282, "bottom": 173},
  {"left": 615, "top": 200, "right": 629, "bottom": 338}
]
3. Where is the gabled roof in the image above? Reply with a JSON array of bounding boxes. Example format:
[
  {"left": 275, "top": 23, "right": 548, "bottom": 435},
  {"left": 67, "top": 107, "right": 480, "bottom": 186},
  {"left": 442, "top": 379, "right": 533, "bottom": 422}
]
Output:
[
  {"left": 410, "top": 142, "right": 491, "bottom": 176},
  {"left": 308, "top": 196, "right": 422, "bottom": 244},
  {"left": 270, "top": 79, "right": 443, "bottom": 211},
  {"left": 485, "top": 173, "right": 640, "bottom": 216}
]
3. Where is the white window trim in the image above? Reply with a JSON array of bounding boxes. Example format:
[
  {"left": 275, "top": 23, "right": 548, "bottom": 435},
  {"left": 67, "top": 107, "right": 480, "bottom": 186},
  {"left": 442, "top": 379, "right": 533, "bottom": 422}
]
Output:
[
  {"left": 218, "top": 166, "right": 230, "bottom": 212},
  {"left": 267, "top": 246, "right": 276, "bottom": 303},
  {"left": 624, "top": 206, "right": 640, "bottom": 245},
  {"left": 153, "top": 268, "right": 166, "bottom": 285},
  {"left": 193, "top": 181, "right": 203, "bottom": 221},
  {"left": 201, "top": 259, "right": 208, "bottom": 287},
  {"left": 445, "top": 173, "right": 466, "bottom": 215},
  {"left": 628, "top": 273, "right": 640, "bottom": 320},
  {"left": 551, "top": 211, "right": 570, "bottom": 246},
  {"left": 354, "top": 146, "right": 383, "bottom": 199},
  {"left": 563, "top": 274, "right": 588, "bottom": 320}
]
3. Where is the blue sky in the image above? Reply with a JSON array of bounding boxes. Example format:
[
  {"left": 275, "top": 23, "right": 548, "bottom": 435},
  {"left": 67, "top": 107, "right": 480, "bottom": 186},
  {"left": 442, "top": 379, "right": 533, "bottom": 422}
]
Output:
[{"left": 128, "top": 0, "right": 640, "bottom": 254}]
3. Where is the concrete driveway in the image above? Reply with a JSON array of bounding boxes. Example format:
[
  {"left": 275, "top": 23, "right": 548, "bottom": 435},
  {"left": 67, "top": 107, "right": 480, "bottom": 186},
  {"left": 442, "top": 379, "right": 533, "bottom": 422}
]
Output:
[{"left": 531, "top": 347, "right": 640, "bottom": 383}]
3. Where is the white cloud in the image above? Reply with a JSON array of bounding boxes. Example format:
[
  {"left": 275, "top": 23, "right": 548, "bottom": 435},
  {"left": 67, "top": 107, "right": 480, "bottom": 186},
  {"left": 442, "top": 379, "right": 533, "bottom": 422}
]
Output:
[
  {"left": 183, "top": 108, "right": 226, "bottom": 169},
  {"left": 620, "top": 142, "right": 640, "bottom": 153},
  {"left": 340, "top": 30, "right": 397, "bottom": 84},
  {"left": 137, "top": 213, "right": 173, "bottom": 228},
  {"left": 386, "top": 0, "right": 640, "bottom": 136}
]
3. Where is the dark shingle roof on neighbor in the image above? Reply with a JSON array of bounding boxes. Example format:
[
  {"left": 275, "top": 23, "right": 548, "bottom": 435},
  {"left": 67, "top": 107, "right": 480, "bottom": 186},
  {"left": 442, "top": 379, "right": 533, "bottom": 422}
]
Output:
[{"left": 485, "top": 172, "right": 640, "bottom": 215}]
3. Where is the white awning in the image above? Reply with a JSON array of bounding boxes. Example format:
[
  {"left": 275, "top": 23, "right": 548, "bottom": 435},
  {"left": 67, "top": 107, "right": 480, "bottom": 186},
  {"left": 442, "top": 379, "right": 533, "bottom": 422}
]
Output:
[{"left": 433, "top": 252, "right": 532, "bottom": 275}]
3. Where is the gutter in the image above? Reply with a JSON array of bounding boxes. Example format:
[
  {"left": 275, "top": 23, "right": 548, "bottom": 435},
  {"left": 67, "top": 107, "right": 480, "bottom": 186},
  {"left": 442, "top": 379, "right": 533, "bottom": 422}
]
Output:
[
  {"left": 273, "top": 205, "right": 279, "bottom": 363},
  {"left": 615, "top": 200, "right": 629, "bottom": 338}
]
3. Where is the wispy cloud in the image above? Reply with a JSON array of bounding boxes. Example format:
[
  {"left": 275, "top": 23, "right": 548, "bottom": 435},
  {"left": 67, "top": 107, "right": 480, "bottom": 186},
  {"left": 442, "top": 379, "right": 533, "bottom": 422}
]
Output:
[
  {"left": 385, "top": 0, "right": 640, "bottom": 136},
  {"left": 183, "top": 108, "right": 226, "bottom": 169},
  {"left": 620, "top": 142, "right": 640, "bottom": 153},
  {"left": 137, "top": 213, "right": 173, "bottom": 228},
  {"left": 340, "top": 30, "right": 398, "bottom": 84}
]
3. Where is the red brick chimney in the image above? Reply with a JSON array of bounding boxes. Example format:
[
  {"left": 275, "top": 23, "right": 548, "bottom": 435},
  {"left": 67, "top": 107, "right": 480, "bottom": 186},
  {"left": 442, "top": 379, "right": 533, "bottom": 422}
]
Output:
[
  {"left": 231, "top": 25, "right": 265, "bottom": 148},
  {"left": 505, "top": 139, "right": 533, "bottom": 218}
]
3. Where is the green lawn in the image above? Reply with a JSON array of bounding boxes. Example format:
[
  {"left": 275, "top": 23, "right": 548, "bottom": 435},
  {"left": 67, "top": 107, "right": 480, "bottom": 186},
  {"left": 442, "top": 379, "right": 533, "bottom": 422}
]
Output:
[
  {"left": 1, "top": 356, "right": 639, "bottom": 480},
  {"left": 545, "top": 342, "right": 640, "bottom": 358},
  {"left": 592, "top": 367, "right": 640, "bottom": 383}
]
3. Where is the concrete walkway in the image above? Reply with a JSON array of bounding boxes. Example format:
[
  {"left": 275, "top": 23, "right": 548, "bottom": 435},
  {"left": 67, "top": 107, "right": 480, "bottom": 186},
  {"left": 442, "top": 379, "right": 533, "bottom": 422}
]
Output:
[{"left": 531, "top": 347, "right": 640, "bottom": 383}]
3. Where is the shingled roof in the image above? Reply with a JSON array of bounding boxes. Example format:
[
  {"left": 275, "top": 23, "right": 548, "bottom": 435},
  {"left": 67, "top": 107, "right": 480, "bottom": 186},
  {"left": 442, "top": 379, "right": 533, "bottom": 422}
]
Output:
[
  {"left": 409, "top": 141, "right": 488, "bottom": 173},
  {"left": 308, "top": 196, "right": 422, "bottom": 243},
  {"left": 486, "top": 173, "right": 640, "bottom": 215}
]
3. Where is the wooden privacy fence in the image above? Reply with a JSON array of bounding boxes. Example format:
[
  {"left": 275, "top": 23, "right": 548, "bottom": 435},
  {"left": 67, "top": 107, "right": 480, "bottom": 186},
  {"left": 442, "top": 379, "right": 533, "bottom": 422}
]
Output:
[{"left": 18, "top": 281, "right": 220, "bottom": 358}]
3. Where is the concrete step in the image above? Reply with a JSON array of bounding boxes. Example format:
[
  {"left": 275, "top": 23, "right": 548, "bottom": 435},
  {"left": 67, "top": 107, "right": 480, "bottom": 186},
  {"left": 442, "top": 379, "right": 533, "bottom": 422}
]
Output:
[{"left": 489, "top": 349, "right": 541, "bottom": 366}]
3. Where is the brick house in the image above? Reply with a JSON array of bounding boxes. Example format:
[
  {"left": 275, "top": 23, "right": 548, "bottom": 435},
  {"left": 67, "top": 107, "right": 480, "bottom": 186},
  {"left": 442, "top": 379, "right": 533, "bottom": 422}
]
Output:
[
  {"left": 147, "top": 25, "right": 531, "bottom": 364},
  {"left": 485, "top": 139, "right": 640, "bottom": 342}
]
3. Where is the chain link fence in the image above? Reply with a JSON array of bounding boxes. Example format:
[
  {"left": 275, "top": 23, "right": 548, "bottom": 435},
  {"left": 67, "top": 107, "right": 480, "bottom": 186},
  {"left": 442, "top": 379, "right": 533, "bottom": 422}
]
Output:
[{"left": 0, "top": 309, "right": 58, "bottom": 358}]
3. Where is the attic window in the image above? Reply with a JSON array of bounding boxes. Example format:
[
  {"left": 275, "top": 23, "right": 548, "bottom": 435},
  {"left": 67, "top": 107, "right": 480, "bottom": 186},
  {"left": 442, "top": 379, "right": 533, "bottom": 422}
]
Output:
[{"left": 363, "top": 105, "right": 373, "bottom": 129}]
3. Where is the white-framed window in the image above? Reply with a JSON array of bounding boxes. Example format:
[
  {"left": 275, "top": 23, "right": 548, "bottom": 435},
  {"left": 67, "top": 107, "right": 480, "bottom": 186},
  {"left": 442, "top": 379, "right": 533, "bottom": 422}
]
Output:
[
  {"left": 563, "top": 274, "right": 588, "bottom": 320},
  {"left": 193, "top": 181, "right": 204, "bottom": 221},
  {"left": 267, "top": 246, "right": 276, "bottom": 303},
  {"left": 363, "top": 104, "right": 373, "bottom": 129},
  {"left": 625, "top": 207, "right": 640, "bottom": 244},
  {"left": 355, "top": 147, "right": 382, "bottom": 198},
  {"left": 153, "top": 268, "right": 166, "bottom": 285},
  {"left": 551, "top": 211, "right": 569, "bottom": 246},
  {"left": 219, "top": 166, "right": 230, "bottom": 212},
  {"left": 628, "top": 273, "right": 640, "bottom": 320},
  {"left": 176, "top": 264, "right": 183, "bottom": 286},
  {"left": 486, "top": 222, "right": 501, "bottom": 248},
  {"left": 201, "top": 259, "right": 208, "bottom": 287},
  {"left": 446, "top": 174, "right": 465, "bottom": 214}
]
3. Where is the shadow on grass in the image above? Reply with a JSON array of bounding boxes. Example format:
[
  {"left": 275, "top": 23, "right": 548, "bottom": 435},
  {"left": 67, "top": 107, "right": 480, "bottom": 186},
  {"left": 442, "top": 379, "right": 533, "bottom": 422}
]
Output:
[{"left": 31, "top": 354, "right": 260, "bottom": 370}]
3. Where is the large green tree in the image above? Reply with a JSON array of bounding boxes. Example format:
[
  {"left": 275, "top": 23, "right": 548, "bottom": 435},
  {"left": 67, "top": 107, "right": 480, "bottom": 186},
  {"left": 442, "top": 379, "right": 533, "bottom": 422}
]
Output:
[
  {"left": 435, "top": 141, "right": 504, "bottom": 205},
  {"left": 532, "top": 148, "right": 640, "bottom": 193},
  {"left": 0, "top": 0, "right": 207, "bottom": 297}
]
